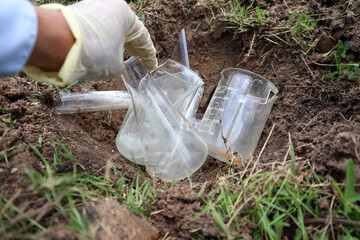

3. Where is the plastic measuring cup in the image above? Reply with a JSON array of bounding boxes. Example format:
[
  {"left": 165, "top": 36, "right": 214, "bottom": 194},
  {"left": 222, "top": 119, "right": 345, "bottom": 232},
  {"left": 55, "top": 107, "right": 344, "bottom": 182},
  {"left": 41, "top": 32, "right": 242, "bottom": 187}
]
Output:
[
  {"left": 116, "top": 58, "right": 204, "bottom": 166},
  {"left": 197, "top": 68, "right": 278, "bottom": 163},
  {"left": 119, "top": 57, "right": 208, "bottom": 181}
]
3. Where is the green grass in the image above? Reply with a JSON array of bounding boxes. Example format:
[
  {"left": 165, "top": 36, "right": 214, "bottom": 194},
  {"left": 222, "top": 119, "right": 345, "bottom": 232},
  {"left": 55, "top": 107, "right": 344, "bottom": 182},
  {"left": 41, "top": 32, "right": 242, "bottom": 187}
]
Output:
[
  {"left": 265, "top": 9, "right": 327, "bottom": 55},
  {"left": 283, "top": 10, "right": 321, "bottom": 55},
  {"left": 324, "top": 40, "right": 360, "bottom": 83},
  {"left": 0, "top": 138, "right": 157, "bottom": 239},
  {"left": 192, "top": 138, "right": 360, "bottom": 239},
  {"left": 214, "top": 3, "right": 325, "bottom": 56},
  {"left": 0, "top": 150, "right": 17, "bottom": 168},
  {"left": 2, "top": 135, "right": 360, "bottom": 239},
  {"left": 220, "top": 1, "right": 267, "bottom": 33},
  {"left": 1, "top": 107, "right": 16, "bottom": 128},
  {"left": 128, "top": 0, "right": 147, "bottom": 23}
]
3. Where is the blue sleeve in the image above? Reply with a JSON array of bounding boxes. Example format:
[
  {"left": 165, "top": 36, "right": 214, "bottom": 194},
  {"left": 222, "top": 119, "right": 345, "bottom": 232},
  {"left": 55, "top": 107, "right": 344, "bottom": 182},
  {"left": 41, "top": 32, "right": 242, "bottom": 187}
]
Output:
[{"left": 0, "top": 0, "right": 37, "bottom": 77}]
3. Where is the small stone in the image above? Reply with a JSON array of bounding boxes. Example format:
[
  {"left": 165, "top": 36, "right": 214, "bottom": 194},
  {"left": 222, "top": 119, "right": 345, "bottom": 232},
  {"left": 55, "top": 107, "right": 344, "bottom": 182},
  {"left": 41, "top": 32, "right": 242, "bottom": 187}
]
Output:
[
  {"left": 86, "top": 198, "right": 159, "bottom": 240},
  {"left": 39, "top": 199, "right": 158, "bottom": 240},
  {"left": 157, "top": 199, "right": 167, "bottom": 209},
  {"left": 192, "top": 2, "right": 208, "bottom": 17},
  {"left": 199, "top": 21, "right": 210, "bottom": 31},
  {"left": 316, "top": 35, "right": 336, "bottom": 53},
  {"left": 242, "top": 232, "right": 253, "bottom": 240},
  {"left": 318, "top": 198, "right": 330, "bottom": 210}
]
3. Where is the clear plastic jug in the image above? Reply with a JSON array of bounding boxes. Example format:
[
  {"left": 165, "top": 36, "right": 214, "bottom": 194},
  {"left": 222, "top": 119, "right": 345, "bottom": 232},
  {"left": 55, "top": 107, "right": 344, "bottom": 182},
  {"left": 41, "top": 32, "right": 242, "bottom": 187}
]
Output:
[
  {"left": 197, "top": 68, "right": 278, "bottom": 163},
  {"left": 116, "top": 59, "right": 204, "bottom": 166},
  {"left": 118, "top": 58, "right": 208, "bottom": 181}
]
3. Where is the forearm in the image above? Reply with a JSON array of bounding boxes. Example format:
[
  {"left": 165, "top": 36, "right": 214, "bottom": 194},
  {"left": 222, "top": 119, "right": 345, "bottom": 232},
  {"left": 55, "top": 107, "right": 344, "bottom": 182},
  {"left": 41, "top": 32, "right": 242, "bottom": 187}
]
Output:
[
  {"left": 26, "top": 6, "right": 75, "bottom": 72},
  {"left": 23, "top": 0, "right": 157, "bottom": 87}
]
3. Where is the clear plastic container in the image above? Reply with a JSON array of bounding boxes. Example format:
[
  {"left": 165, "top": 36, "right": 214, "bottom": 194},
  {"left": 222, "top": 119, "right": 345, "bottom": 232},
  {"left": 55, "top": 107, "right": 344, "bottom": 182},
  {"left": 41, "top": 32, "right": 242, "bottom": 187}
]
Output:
[
  {"left": 197, "top": 68, "right": 278, "bottom": 163},
  {"left": 55, "top": 91, "right": 130, "bottom": 114},
  {"left": 116, "top": 59, "right": 204, "bottom": 166},
  {"left": 119, "top": 57, "right": 208, "bottom": 181}
]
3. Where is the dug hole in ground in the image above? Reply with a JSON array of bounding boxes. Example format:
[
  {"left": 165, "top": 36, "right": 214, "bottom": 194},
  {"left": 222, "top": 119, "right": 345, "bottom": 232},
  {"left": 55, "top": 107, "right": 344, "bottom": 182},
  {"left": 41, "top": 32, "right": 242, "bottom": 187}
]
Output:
[{"left": 0, "top": 0, "right": 360, "bottom": 239}]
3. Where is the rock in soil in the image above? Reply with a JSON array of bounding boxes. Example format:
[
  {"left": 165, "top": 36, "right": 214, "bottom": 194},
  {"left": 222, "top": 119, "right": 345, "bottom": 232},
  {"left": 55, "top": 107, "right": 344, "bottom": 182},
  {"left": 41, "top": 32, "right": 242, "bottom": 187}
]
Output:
[
  {"left": 40, "top": 198, "right": 158, "bottom": 240},
  {"left": 86, "top": 198, "right": 159, "bottom": 240}
]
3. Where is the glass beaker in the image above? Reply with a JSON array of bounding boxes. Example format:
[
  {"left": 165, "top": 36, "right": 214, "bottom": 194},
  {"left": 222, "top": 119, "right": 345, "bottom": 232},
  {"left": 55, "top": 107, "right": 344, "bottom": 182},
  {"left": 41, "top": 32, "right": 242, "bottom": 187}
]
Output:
[
  {"left": 197, "top": 68, "right": 278, "bottom": 163},
  {"left": 119, "top": 57, "right": 208, "bottom": 181},
  {"left": 116, "top": 59, "right": 204, "bottom": 165}
]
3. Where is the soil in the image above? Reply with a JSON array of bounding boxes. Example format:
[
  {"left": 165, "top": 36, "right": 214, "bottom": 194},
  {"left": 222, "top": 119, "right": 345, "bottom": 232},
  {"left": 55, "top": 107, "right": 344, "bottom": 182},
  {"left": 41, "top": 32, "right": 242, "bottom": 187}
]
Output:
[{"left": 1, "top": 0, "right": 359, "bottom": 239}]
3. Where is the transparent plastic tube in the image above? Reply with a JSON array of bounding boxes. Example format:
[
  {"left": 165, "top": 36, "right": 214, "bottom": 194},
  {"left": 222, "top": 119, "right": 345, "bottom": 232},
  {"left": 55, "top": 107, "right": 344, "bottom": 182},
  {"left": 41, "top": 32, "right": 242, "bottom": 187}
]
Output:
[
  {"left": 178, "top": 29, "right": 190, "bottom": 69},
  {"left": 55, "top": 91, "right": 131, "bottom": 114}
]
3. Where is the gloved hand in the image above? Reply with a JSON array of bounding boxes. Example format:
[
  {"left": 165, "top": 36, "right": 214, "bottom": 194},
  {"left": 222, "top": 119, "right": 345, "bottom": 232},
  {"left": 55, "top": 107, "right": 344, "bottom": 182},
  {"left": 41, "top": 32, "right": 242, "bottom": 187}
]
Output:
[{"left": 24, "top": 0, "right": 157, "bottom": 87}]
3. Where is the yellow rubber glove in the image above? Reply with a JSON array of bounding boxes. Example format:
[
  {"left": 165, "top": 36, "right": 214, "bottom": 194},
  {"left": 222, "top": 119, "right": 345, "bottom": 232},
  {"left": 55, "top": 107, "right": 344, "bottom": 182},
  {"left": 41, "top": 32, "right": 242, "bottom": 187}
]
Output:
[{"left": 23, "top": 0, "right": 157, "bottom": 87}]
